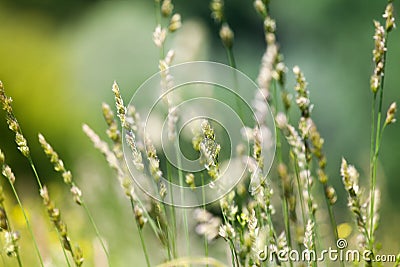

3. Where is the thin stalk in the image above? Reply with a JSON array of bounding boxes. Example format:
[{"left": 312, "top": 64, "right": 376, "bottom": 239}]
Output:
[
  {"left": 292, "top": 155, "right": 306, "bottom": 226},
  {"left": 0, "top": 206, "right": 22, "bottom": 267},
  {"left": 222, "top": 46, "right": 244, "bottom": 123},
  {"left": 369, "top": 93, "right": 377, "bottom": 194},
  {"left": 153, "top": 0, "right": 178, "bottom": 258},
  {"left": 154, "top": 0, "right": 161, "bottom": 25},
  {"left": 81, "top": 202, "right": 111, "bottom": 265},
  {"left": 394, "top": 253, "right": 400, "bottom": 267},
  {"left": 369, "top": 92, "right": 378, "bottom": 247},
  {"left": 154, "top": 0, "right": 164, "bottom": 58},
  {"left": 174, "top": 140, "right": 190, "bottom": 258},
  {"left": 144, "top": 160, "right": 174, "bottom": 259},
  {"left": 201, "top": 174, "right": 209, "bottom": 267},
  {"left": 137, "top": 227, "right": 151, "bottom": 267},
  {"left": 273, "top": 81, "right": 293, "bottom": 266},
  {"left": 26, "top": 158, "right": 72, "bottom": 267},
  {"left": 220, "top": 206, "right": 237, "bottom": 267},
  {"left": 282, "top": 198, "right": 292, "bottom": 250},
  {"left": 9, "top": 184, "right": 44, "bottom": 267},
  {"left": 228, "top": 239, "right": 239, "bottom": 267},
  {"left": 303, "top": 145, "right": 317, "bottom": 267},
  {"left": 226, "top": 47, "right": 236, "bottom": 69},
  {"left": 3, "top": 215, "right": 24, "bottom": 267},
  {"left": 266, "top": 215, "right": 282, "bottom": 266},
  {"left": 256, "top": 205, "right": 264, "bottom": 229},
  {"left": 131, "top": 199, "right": 151, "bottom": 267},
  {"left": 27, "top": 158, "right": 43, "bottom": 190},
  {"left": 15, "top": 253, "right": 23, "bottom": 267},
  {"left": 323, "top": 185, "right": 339, "bottom": 241},
  {"left": 218, "top": 18, "right": 243, "bottom": 120},
  {"left": 134, "top": 197, "right": 169, "bottom": 256},
  {"left": 156, "top": 218, "right": 172, "bottom": 261},
  {"left": 369, "top": 33, "right": 389, "bottom": 249},
  {"left": 166, "top": 163, "right": 178, "bottom": 258},
  {"left": 28, "top": 158, "right": 77, "bottom": 266},
  {"left": 60, "top": 239, "right": 72, "bottom": 267}
]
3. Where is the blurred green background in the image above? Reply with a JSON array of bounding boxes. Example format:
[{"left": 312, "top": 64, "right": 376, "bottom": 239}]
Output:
[{"left": 0, "top": 0, "right": 399, "bottom": 265}]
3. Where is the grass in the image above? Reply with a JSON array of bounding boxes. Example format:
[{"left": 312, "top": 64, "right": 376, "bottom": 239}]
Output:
[{"left": 0, "top": 0, "right": 399, "bottom": 266}]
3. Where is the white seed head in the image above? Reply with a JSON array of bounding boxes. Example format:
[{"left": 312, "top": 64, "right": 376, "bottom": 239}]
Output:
[
  {"left": 153, "top": 25, "right": 167, "bottom": 47},
  {"left": 169, "top": 13, "right": 182, "bottom": 32},
  {"left": 2, "top": 165, "right": 15, "bottom": 184},
  {"left": 219, "top": 24, "right": 234, "bottom": 49},
  {"left": 385, "top": 102, "right": 397, "bottom": 125}
]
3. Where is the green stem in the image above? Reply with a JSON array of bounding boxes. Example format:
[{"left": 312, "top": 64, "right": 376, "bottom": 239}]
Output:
[
  {"left": 282, "top": 197, "right": 292, "bottom": 250},
  {"left": 153, "top": 0, "right": 178, "bottom": 259},
  {"left": 131, "top": 199, "right": 151, "bottom": 267},
  {"left": 135, "top": 195, "right": 171, "bottom": 259},
  {"left": 138, "top": 227, "right": 151, "bottom": 267},
  {"left": 27, "top": 158, "right": 73, "bottom": 267},
  {"left": 27, "top": 156, "right": 74, "bottom": 266},
  {"left": 15, "top": 253, "right": 23, "bottom": 267},
  {"left": 154, "top": 0, "right": 161, "bottom": 25},
  {"left": 54, "top": 227, "right": 72, "bottom": 267},
  {"left": 394, "top": 253, "right": 400, "bottom": 267},
  {"left": 166, "top": 163, "right": 177, "bottom": 258},
  {"left": 324, "top": 185, "right": 339, "bottom": 240},
  {"left": 27, "top": 158, "right": 43, "bottom": 190},
  {"left": 369, "top": 94, "right": 378, "bottom": 248},
  {"left": 154, "top": 0, "right": 164, "bottom": 59},
  {"left": 9, "top": 184, "right": 44, "bottom": 267},
  {"left": 81, "top": 202, "right": 111, "bottom": 266},
  {"left": 292, "top": 155, "right": 306, "bottom": 226},
  {"left": 273, "top": 81, "right": 293, "bottom": 267},
  {"left": 303, "top": 143, "right": 317, "bottom": 267},
  {"left": 0, "top": 206, "right": 22, "bottom": 267},
  {"left": 174, "top": 140, "right": 190, "bottom": 259},
  {"left": 3, "top": 215, "right": 24, "bottom": 267},
  {"left": 266, "top": 213, "right": 281, "bottom": 266},
  {"left": 369, "top": 32, "right": 389, "bottom": 251},
  {"left": 223, "top": 46, "right": 244, "bottom": 123},
  {"left": 226, "top": 47, "right": 236, "bottom": 69},
  {"left": 228, "top": 239, "right": 239, "bottom": 267},
  {"left": 201, "top": 174, "right": 209, "bottom": 267}
]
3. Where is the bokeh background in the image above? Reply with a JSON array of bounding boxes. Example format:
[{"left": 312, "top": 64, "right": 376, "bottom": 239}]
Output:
[{"left": 0, "top": 0, "right": 399, "bottom": 265}]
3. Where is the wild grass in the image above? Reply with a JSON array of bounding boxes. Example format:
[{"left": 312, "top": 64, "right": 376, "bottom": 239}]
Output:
[{"left": 0, "top": 0, "right": 399, "bottom": 266}]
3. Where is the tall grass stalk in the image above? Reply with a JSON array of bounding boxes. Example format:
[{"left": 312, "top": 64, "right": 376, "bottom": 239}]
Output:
[
  {"left": 130, "top": 199, "right": 151, "bottom": 267},
  {"left": 273, "top": 68, "right": 294, "bottom": 267},
  {"left": 369, "top": 1, "right": 395, "bottom": 254},
  {"left": 153, "top": 0, "right": 189, "bottom": 259},
  {"left": 38, "top": 133, "right": 111, "bottom": 265},
  {"left": 0, "top": 184, "right": 23, "bottom": 266},
  {"left": 1, "top": 83, "right": 83, "bottom": 267},
  {"left": 1, "top": 160, "right": 42, "bottom": 266},
  {"left": 201, "top": 174, "right": 209, "bottom": 266},
  {"left": 82, "top": 122, "right": 166, "bottom": 261}
]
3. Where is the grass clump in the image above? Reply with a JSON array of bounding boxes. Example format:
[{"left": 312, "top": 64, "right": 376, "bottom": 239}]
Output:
[{"left": 0, "top": 0, "right": 398, "bottom": 266}]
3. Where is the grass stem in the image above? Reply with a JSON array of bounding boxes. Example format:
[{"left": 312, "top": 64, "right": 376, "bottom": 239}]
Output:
[
  {"left": 174, "top": 140, "right": 191, "bottom": 259},
  {"left": 201, "top": 174, "right": 209, "bottom": 267},
  {"left": 131, "top": 199, "right": 151, "bottom": 267},
  {"left": 9, "top": 183, "right": 44, "bottom": 267},
  {"left": 369, "top": 33, "right": 389, "bottom": 251},
  {"left": 81, "top": 202, "right": 111, "bottom": 266}
]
